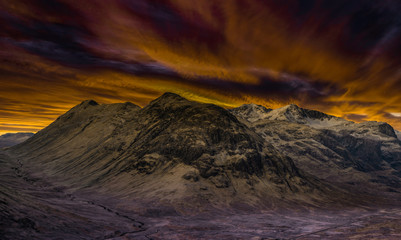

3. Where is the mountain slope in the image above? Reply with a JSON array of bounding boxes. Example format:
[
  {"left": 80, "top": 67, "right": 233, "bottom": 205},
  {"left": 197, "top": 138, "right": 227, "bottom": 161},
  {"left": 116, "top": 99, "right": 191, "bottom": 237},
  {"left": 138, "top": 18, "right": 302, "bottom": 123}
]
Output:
[
  {"left": 230, "top": 104, "right": 401, "bottom": 194},
  {"left": 4, "top": 93, "right": 401, "bottom": 240},
  {"left": 9, "top": 94, "right": 400, "bottom": 212},
  {"left": 11, "top": 93, "right": 337, "bottom": 212}
]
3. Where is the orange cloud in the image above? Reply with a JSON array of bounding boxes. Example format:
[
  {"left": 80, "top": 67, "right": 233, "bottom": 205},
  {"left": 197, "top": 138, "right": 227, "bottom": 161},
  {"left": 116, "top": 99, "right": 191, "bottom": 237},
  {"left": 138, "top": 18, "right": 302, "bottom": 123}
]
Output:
[{"left": 0, "top": 0, "right": 401, "bottom": 133}]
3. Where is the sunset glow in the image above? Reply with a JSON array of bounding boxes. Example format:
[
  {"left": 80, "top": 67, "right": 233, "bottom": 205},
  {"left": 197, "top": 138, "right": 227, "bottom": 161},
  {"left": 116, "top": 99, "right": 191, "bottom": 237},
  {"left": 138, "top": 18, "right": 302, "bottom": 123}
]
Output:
[{"left": 1, "top": 0, "right": 401, "bottom": 134}]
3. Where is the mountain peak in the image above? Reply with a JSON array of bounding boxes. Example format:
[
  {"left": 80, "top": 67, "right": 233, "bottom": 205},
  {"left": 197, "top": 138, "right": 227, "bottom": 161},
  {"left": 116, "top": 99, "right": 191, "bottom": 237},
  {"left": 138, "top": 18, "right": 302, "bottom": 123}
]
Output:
[
  {"left": 146, "top": 92, "right": 190, "bottom": 110},
  {"left": 80, "top": 100, "right": 98, "bottom": 106},
  {"left": 233, "top": 103, "right": 350, "bottom": 129},
  {"left": 238, "top": 103, "right": 270, "bottom": 111},
  {"left": 158, "top": 92, "right": 186, "bottom": 101},
  {"left": 229, "top": 104, "right": 272, "bottom": 122},
  {"left": 284, "top": 103, "right": 301, "bottom": 110},
  {"left": 67, "top": 100, "right": 99, "bottom": 113}
]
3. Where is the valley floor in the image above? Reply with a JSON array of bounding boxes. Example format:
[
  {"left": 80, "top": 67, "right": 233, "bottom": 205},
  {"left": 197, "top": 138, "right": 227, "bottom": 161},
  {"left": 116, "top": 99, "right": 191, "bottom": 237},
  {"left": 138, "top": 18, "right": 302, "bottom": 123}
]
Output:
[{"left": 1, "top": 150, "right": 401, "bottom": 240}]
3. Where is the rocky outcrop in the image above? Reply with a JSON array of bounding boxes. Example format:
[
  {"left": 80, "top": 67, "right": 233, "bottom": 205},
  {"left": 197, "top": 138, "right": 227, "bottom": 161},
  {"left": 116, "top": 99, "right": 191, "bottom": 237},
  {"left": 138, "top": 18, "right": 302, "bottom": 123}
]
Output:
[{"left": 230, "top": 103, "right": 401, "bottom": 192}]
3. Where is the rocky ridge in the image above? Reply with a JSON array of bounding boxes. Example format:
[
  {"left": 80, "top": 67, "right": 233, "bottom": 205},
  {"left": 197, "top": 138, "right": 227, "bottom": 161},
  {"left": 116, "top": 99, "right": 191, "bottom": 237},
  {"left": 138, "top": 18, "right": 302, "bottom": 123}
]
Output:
[{"left": 230, "top": 103, "right": 401, "bottom": 193}]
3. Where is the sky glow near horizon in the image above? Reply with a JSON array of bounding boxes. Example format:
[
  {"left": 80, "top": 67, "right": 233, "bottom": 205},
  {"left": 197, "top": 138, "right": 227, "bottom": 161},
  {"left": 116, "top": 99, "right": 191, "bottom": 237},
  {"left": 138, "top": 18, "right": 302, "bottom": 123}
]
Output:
[{"left": 1, "top": 0, "right": 401, "bottom": 134}]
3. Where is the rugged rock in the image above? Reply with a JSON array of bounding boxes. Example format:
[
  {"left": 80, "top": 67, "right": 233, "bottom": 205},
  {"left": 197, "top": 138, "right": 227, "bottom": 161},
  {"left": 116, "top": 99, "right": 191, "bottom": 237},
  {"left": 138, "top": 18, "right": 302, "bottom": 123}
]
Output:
[
  {"left": 11, "top": 93, "right": 333, "bottom": 212},
  {"left": 230, "top": 103, "right": 401, "bottom": 192},
  {"left": 229, "top": 103, "right": 272, "bottom": 122},
  {"left": 3, "top": 93, "right": 401, "bottom": 239},
  {"left": 261, "top": 104, "right": 350, "bottom": 128}
]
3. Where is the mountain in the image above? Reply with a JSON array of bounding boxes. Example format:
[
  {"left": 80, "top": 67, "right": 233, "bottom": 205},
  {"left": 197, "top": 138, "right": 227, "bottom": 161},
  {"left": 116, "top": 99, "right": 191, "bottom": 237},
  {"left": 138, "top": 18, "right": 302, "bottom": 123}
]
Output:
[
  {"left": 228, "top": 104, "right": 272, "bottom": 122},
  {"left": 10, "top": 93, "right": 338, "bottom": 213},
  {"left": 3, "top": 93, "right": 401, "bottom": 239},
  {"left": 230, "top": 103, "right": 401, "bottom": 193},
  {"left": 9, "top": 95, "right": 401, "bottom": 204},
  {"left": 0, "top": 132, "right": 34, "bottom": 148},
  {"left": 261, "top": 104, "right": 349, "bottom": 128}
]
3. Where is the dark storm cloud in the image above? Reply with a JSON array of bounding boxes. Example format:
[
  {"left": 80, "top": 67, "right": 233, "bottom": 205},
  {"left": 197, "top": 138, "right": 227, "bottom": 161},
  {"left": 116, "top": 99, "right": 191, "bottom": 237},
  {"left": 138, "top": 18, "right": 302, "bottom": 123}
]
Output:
[
  {"left": 276, "top": 75, "right": 342, "bottom": 95},
  {"left": 0, "top": 7, "right": 96, "bottom": 64},
  {"left": 347, "top": 101, "right": 382, "bottom": 107},
  {"left": 13, "top": 38, "right": 180, "bottom": 78},
  {"left": 188, "top": 74, "right": 345, "bottom": 103},
  {"left": 250, "top": 75, "right": 344, "bottom": 100},
  {"left": 2, "top": 29, "right": 180, "bottom": 80},
  {"left": 3, "top": 0, "right": 399, "bottom": 88},
  {"left": 345, "top": 4, "right": 401, "bottom": 55},
  {"left": 1, "top": 1, "right": 339, "bottom": 104},
  {"left": 119, "top": 0, "right": 225, "bottom": 49},
  {"left": 273, "top": 0, "right": 401, "bottom": 56},
  {"left": 0, "top": 9, "right": 184, "bottom": 79},
  {"left": 15, "top": 39, "right": 98, "bottom": 66},
  {"left": 321, "top": 101, "right": 382, "bottom": 108}
]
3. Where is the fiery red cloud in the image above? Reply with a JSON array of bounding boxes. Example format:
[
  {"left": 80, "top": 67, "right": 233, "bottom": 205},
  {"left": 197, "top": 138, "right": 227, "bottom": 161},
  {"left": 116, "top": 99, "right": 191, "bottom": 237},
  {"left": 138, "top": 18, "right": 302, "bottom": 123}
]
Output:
[{"left": 1, "top": 0, "right": 401, "bottom": 134}]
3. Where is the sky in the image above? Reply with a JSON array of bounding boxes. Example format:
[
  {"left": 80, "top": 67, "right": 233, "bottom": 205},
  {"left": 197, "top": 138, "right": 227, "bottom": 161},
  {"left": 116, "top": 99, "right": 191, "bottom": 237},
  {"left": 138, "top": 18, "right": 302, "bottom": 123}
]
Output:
[{"left": 1, "top": 0, "right": 401, "bottom": 134}]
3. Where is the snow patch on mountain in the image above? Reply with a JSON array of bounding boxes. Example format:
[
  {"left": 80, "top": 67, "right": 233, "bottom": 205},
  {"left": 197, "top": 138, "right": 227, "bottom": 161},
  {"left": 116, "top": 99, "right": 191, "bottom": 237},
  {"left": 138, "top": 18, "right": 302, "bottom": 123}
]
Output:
[
  {"left": 229, "top": 104, "right": 272, "bottom": 122},
  {"left": 236, "top": 103, "right": 350, "bottom": 129}
]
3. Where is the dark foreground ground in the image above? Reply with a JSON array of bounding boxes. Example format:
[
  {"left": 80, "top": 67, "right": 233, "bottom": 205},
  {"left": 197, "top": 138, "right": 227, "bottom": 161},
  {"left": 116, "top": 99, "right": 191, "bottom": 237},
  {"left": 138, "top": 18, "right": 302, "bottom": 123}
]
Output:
[{"left": 1, "top": 151, "right": 401, "bottom": 240}]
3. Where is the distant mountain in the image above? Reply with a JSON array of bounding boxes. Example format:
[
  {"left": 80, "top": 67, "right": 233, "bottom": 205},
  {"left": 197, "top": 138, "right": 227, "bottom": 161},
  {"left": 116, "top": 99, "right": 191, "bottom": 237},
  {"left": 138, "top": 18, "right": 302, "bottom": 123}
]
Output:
[{"left": 0, "top": 132, "right": 34, "bottom": 148}]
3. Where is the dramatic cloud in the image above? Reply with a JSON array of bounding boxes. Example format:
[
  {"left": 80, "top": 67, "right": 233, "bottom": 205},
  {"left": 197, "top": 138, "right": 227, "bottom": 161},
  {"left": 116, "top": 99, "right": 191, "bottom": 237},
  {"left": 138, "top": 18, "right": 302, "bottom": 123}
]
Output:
[{"left": 1, "top": 0, "right": 401, "bottom": 134}]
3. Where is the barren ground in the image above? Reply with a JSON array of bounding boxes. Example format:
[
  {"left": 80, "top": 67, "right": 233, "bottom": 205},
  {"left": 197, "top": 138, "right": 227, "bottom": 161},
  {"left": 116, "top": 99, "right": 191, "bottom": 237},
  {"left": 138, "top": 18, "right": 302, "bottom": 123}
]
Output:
[{"left": 1, "top": 151, "right": 401, "bottom": 240}]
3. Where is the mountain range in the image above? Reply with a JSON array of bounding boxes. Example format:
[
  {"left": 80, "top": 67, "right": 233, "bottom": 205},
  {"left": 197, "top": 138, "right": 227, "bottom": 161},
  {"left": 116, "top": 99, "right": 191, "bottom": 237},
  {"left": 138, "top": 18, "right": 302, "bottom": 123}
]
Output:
[
  {"left": 10, "top": 93, "right": 334, "bottom": 209},
  {"left": 2, "top": 92, "right": 401, "bottom": 239}
]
